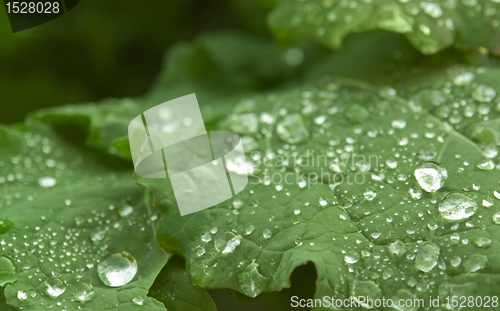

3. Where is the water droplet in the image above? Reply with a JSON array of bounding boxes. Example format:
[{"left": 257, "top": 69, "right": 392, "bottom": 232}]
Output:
[
  {"left": 238, "top": 261, "right": 269, "bottom": 298},
  {"left": 386, "top": 157, "right": 398, "bottom": 169},
  {"left": 201, "top": 233, "right": 211, "bottom": 243},
  {"left": 73, "top": 283, "right": 94, "bottom": 302},
  {"left": 232, "top": 199, "right": 243, "bottom": 209},
  {"left": 97, "top": 252, "right": 138, "bottom": 287},
  {"left": 493, "top": 212, "right": 500, "bottom": 224},
  {"left": 472, "top": 85, "right": 496, "bottom": 102},
  {"left": 117, "top": 203, "right": 134, "bottom": 217},
  {"left": 371, "top": 229, "right": 381, "bottom": 239},
  {"left": 414, "top": 162, "right": 447, "bottom": 192},
  {"left": 439, "top": 193, "right": 478, "bottom": 221},
  {"left": 409, "top": 187, "right": 422, "bottom": 200},
  {"left": 90, "top": 228, "right": 107, "bottom": 243},
  {"left": 450, "top": 255, "right": 461, "bottom": 267},
  {"left": 17, "top": 290, "right": 27, "bottom": 301},
  {"left": 276, "top": 113, "right": 309, "bottom": 144},
  {"left": 420, "top": 1, "right": 442, "bottom": 17},
  {"left": 363, "top": 187, "right": 377, "bottom": 201},
  {"left": 482, "top": 198, "right": 494, "bottom": 208},
  {"left": 391, "top": 120, "right": 407, "bottom": 129},
  {"left": 214, "top": 232, "right": 242, "bottom": 254},
  {"left": 476, "top": 159, "right": 495, "bottom": 170},
  {"left": 453, "top": 72, "right": 474, "bottom": 86},
  {"left": 473, "top": 237, "right": 492, "bottom": 248},
  {"left": 419, "top": 144, "right": 438, "bottom": 160},
  {"left": 195, "top": 246, "right": 205, "bottom": 257},
  {"left": 38, "top": 176, "right": 56, "bottom": 188},
  {"left": 415, "top": 242, "right": 440, "bottom": 272},
  {"left": 344, "top": 251, "right": 359, "bottom": 264},
  {"left": 133, "top": 296, "right": 145, "bottom": 306},
  {"left": 244, "top": 225, "right": 255, "bottom": 235},
  {"left": 44, "top": 277, "right": 66, "bottom": 298},
  {"left": 464, "top": 254, "right": 487, "bottom": 273},
  {"left": 262, "top": 229, "right": 272, "bottom": 239},
  {"left": 389, "top": 240, "right": 407, "bottom": 256}
]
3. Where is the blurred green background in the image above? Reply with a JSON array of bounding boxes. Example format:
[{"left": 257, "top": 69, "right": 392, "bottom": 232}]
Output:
[{"left": 0, "top": 0, "right": 270, "bottom": 124}]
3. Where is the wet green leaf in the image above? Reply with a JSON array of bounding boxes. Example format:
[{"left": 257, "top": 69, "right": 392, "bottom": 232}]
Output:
[
  {"left": 0, "top": 123, "right": 168, "bottom": 310},
  {"left": 139, "top": 73, "right": 500, "bottom": 310},
  {"left": 266, "top": 0, "right": 500, "bottom": 55}
]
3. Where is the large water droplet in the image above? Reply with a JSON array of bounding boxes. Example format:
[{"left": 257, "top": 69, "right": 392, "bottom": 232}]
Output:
[
  {"left": 44, "top": 277, "right": 66, "bottom": 298},
  {"left": 117, "top": 203, "right": 134, "bottom": 217},
  {"left": 472, "top": 85, "right": 496, "bottom": 102},
  {"left": 419, "top": 144, "right": 437, "bottom": 160},
  {"left": 473, "top": 237, "right": 492, "bottom": 248},
  {"left": 17, "top": 290, "right": 27, "bottom": 301},
  {"left": 238, "top": 261, "right": 269, "bottom": 298},
  {"left": 38, "top": 176, "right": 56, "bottom": 188},
  {"left": 214, "top": 231, "right": 242, "bottom": 254},
  {"left": 276, "top": 113, "right": 309, "bottom": 144},
  {"left": 476, "top": 159, "right": 495, "bottom": 170},
  {"left": 464, "top": 254, "right": 487, "bottom": 273},
  {"left": 415, "top": 242, "right": 440, "bottom": 272},
  {"left": 344, "top": 251, "right": 359, "bottom": 264},
  {"left": 414, "top": 162, "right": 447, "bottom": 192},
  {"left": 73, "top": 283, "right": 94, "bottom": 302},
  {"left": 389, "top": 240, "right": 407, "bottom": 256},
  {"left": 97, "top": 252, "right": 138, "bottom": 287},
  {"left": 438, "top": 193, "right": 477, "bottom": 221}
]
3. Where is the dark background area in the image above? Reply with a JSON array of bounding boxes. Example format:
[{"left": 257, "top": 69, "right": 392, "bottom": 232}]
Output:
[{"left": 0, "top": 0, "right": 269, "bottom": 124}]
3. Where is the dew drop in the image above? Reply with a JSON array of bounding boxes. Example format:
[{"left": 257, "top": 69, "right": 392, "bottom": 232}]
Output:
[
  {"left": 493, "top": 212, "right": 500, "bottom": 224},
  {"left": 363, "top": 187, "right": 377, "bottom": 201},
  {"left": 438, "top": 193, "right": 477, "bottom": 221},
  {"left": 408, "top": 187, "right": 422, "bottom": 200},
  {"left": 472, "top": 85, "right": 496, "bottom": 102},
  {"left": 73, "top": 283, "right": 94, "bottom": 302},
  {"left": 97, "top": 252, "right": 138, "bottom": 287},
  {"left": 276, "top": 113, "right": 309, "bottom": 144},
  {"left": 414, "top": 162, "right": 447, "bottom": 192},
  {"left": 262, "top": 229, "right": 272, "bottom": 239},
  {"left": 214, "top": 231, "right": 242, "bottom": 254},
  {"left": 17, "top": 290, "right": 27, "bottom": 301},
  {"left": 244, "top": 225, "right": 255, "bottom": 236},
  {"left": 38, "top": 176, "right": 56, "bottom": 188},
  {"left": 44, "top": 277, "right": 66, "bottom": 298},
  {"left": 476, "top": 159, "right": 495, "bottom": 170},
  {"left": 419, "top": 144, "right": 437, "bottom": 160},
  {"left": 389, "top": 240, "right": 407, "bottom": 256},
  {"left": 117, "top": 203, "right": 134, "bottom": 217},
  {"left": 415, "top": 242, "right": 440, "bottom": 272},
  {"left": 344, "top": 251, "right": 359, "bottom": 264},
  {"left": 133, "top": 296, "right": 145, "bottom": 306},
  {"left": 464, "top": 254, "right": 487, "bottom": 273}
]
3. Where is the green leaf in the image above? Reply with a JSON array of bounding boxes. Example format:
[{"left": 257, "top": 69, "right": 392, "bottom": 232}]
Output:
[
  {"left": 138, "top": 74, "right": 500, "bottom": 310},
  {"left": 149, "top": 256, "right": 217, "bottom": 311},
  {"left": 397, "top": 65, "right": 500, "bottom": 149},
  {"left": 0, "top": 123, "right": 169, "bottom": 310},
  {"left": 266, "top": 0, "right": 500, "bottom": 55}
]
